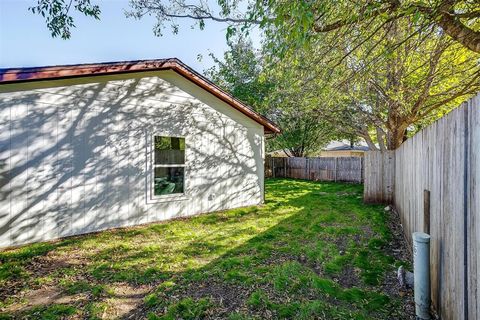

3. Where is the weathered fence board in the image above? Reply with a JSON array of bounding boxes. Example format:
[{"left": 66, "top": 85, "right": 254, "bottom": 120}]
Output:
[
  {"left": 363, "top": 93, "right": 480, "bottom": 319},
  {"left": 467, "top": 94, "right": 480, "bottom": 320},
  {"left": 265, "top": 156, "right": 363, "bottom": 183},
  {"left": 363, "top": 151, "right": 395, "bottom": 203}
]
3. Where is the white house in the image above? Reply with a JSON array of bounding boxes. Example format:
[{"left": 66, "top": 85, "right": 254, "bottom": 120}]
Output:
[{"left": 0, "top": 59, "right": 280, "bottom": 248}]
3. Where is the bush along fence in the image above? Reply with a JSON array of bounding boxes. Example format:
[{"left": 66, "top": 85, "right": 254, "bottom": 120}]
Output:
[
  {"left": 265, "top": 156, "right": 364, "bottom": 183},
  {"left": 363, "top": 93, "right": 480, "bottom": 320}
]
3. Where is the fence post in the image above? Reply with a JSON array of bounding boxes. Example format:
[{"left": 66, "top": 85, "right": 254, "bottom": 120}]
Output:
[
  {"left": 361, "top": 157, "right": 364, "bottom": 183},
  {"left": 423, "top": 190, "right": 430, "bottom": 234},
  {"left": 334, "top": 157, "right": 338, "bottom": 182},
  {"left": 272, "top": 158, "right": 275, "bottom": 178},
  {"left": 305, "top": 158, "right": 309, "bottom": 180}
]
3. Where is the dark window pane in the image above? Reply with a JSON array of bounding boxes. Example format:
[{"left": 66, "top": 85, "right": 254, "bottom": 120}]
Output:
[
  {"left": 154, "top": 136, "right": 185, "bottom": 164},
  {"left": 154, "top": 167, "right": 184, "bottom": 195}
]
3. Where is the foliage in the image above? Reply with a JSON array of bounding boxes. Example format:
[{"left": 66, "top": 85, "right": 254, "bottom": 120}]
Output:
[
  {"left": 269, "top": 17, "right": 480, "bottom": 149},
  {"left": 267, "top": 112, "right": 335, "bottom": 157},
  {"left": 260, "top": 0, "right": 480, "bottom": 54},
  {"left": 205, "top": 36, "right": 271, "bottom": 110},
  {"left": 205, "top": 36, "right": 338, "bottom": 156},
  {"left": 29, "top": 0, "right": 100, "bottom": 39},
  {"left": 33, "top": 1, "right": 479, "bottom": 53},
  {"left": 0, "top": 179, "right": 411, "bottom": 319},
  {"left": 263, "top": 98, "right": 337, "bottom": 156}
]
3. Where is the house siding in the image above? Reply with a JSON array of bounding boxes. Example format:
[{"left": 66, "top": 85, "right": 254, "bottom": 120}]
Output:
[{"left": 0, "top": 70, "right": 265, "bottom": 248}]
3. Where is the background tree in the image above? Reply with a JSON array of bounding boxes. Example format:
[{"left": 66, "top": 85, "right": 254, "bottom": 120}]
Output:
[
  {"left": 206, "top": 37, "right": 338, "bottom": 156},
  {"left": 336, "top": 20, "right": 480, "bottom": 150},
  {"left": 204, "top": 36, "right": 271, "bottom": 111},
  {"left": 270, "top": 17, "right": 480, "bottom": 150}
]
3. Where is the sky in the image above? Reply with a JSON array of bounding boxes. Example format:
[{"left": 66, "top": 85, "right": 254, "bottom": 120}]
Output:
[{"left": 0, "top": 0, "right": 257, "bottom": 74}]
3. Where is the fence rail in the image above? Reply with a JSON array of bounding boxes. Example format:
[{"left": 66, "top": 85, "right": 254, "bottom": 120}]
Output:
[
  {"left": 363, "top": 93, "right": 480, "bottom": 320},
  {"left": 265, "top": 156, "right": 364, "bottom": 183}
]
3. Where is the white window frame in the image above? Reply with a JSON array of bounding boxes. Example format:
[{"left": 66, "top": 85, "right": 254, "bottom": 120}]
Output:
[{"left": 150, "top": 133, "right": 187, "bottom": 201}]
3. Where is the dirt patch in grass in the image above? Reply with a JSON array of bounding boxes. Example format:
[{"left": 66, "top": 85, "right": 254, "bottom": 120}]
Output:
[
  {"left": 3, "top": 286, "right": 87, "bottom": 316},
  {"left": 106, "top": 283, "right": 152, "bottom": 319},
  {"left": 170, "top": 279, "right": 253, "bottom": 317},
  {"left": 187, "top": 280, "right": 249, "bottom": 312},
  {"left": 334, "top": 265, "right": 361, "bottom": 288}
]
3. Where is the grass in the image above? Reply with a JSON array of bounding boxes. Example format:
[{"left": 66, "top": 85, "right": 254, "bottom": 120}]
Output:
[{"left": 0, "top": 179, "right": 411, "bottom": 319}]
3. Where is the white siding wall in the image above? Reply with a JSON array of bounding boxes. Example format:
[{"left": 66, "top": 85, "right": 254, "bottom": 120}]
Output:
[{"left": 0, "top": 70, "right": 265, "bottom": 248}]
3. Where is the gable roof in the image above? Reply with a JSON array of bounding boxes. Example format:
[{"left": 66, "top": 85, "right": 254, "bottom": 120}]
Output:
[{"left": 0, "top": 58, "right": 280, "bottom": 134}]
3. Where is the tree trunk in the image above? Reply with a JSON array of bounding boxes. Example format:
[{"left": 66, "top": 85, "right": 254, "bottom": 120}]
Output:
[
  {"left": 362, "top": 133, "right": 379, "bottom": 151},
  {"left": 289, "top": 147, "right": 304, "bottom": 157},
  {"left": 386, "top": 126, "right": 407, "bottom": 150},
  {"left": 376, "top": 127, "right": 387, "bottom": 151}
]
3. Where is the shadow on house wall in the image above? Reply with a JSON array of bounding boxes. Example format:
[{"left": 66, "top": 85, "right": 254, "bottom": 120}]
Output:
[{"left": 0, "top": 73, "right": 264, "bottom": 247}]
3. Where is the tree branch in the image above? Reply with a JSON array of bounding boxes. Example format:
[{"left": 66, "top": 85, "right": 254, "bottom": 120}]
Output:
[{"left": 437, "top": 10, "right": 480, "bottom": 53}]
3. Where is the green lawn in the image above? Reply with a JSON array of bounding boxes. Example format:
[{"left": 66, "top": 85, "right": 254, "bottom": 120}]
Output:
[{"left": 0, "top": 179, "right": 412, "bottom": 319}]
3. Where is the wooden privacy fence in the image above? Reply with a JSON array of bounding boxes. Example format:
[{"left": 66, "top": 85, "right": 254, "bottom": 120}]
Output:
[
  {"left": 363, "top": 93, "right": 480, "bottom": 320},
  {"left": 363, "top": 151, "right": 395, "bottom": 203},
  {"left": 265, "top": 156, "right": 364, "bottom": 183}
]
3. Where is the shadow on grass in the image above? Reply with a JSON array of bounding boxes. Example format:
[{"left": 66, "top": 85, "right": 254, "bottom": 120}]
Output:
[{"left": 0, "top": 179, "right": 411, "bottom": 319}]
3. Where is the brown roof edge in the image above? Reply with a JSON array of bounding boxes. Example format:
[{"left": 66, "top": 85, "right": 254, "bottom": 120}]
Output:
[{"left": 0, "top": 58, "right": 281, "bottom": 134}]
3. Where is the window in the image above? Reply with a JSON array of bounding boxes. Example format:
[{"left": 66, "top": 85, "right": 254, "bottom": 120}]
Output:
[{"left": 153, "top": 136, "right": 185, "bottom": 196}]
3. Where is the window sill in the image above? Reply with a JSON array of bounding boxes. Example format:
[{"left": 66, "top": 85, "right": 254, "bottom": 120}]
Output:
[{"left": 151, "top": 194, "right": 189, "bottom": 203}]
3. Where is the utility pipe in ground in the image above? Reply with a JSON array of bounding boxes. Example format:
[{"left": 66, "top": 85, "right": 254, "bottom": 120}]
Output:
[{"left": 413, "top": 232, "right": 431, "bottom": 320}]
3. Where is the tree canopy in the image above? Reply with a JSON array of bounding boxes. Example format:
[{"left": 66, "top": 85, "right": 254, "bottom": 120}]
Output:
[
  {"left": 271, "top": 17, "right": 480, "bottom": 150},
  {"left": 31, "top": 1, "right": 480, "bottom": 53}
]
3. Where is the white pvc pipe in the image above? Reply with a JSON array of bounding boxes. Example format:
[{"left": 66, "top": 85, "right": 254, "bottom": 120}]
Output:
[{"left": 413, "top": 232, "right": 431, "bottom": 320}]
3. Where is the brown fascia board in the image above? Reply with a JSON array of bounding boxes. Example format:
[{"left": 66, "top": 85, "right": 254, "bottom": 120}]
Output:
[{"left": 0, "top": 58, "right": 281, "bottom": 134}]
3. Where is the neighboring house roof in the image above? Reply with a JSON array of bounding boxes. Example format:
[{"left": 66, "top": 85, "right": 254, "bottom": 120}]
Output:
[
  {"left": 326, "top": 145, "right": 369, "bottom": 151},
  {"left": 323, "top": 140, "right": 370, "bottom": 151},
  {"left": 267, "top": 140, "right": 370, "bottom": 157},
  {"left": 0, "top": 58, "right": 280, "bottom": 134}
]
